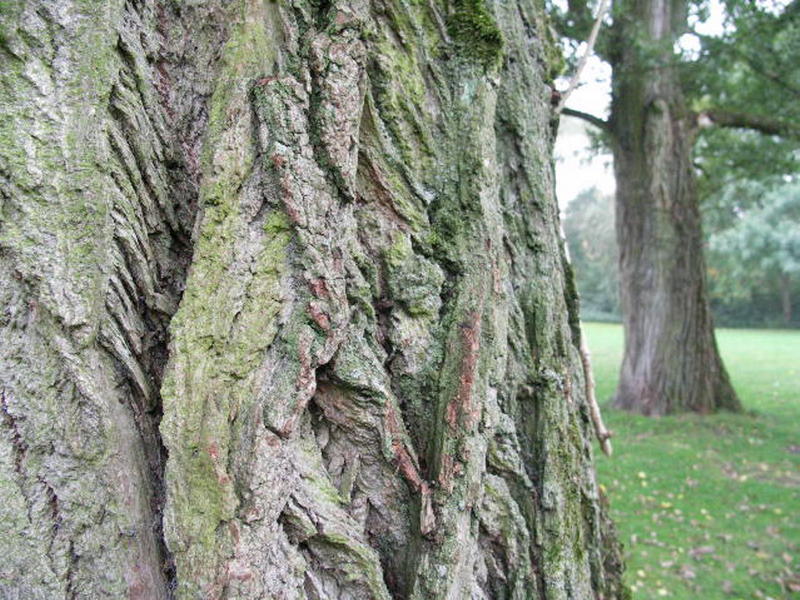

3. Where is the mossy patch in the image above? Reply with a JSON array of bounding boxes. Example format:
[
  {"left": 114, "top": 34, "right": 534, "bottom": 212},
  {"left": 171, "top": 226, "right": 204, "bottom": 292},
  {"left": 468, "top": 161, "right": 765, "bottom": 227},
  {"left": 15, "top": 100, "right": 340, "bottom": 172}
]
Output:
[
  {"left": 447, "top": 0, "right": 505, "bottom": 69},
  {"left": 383, "top": 233, "right": 444, "bottom": 317}
]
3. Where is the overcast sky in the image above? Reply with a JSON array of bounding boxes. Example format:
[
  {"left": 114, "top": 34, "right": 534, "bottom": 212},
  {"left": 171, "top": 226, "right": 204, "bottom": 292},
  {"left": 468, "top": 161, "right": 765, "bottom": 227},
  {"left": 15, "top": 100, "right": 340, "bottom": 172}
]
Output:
[{"left": 554, "top": 55, "right": 614, "bottom": 210}]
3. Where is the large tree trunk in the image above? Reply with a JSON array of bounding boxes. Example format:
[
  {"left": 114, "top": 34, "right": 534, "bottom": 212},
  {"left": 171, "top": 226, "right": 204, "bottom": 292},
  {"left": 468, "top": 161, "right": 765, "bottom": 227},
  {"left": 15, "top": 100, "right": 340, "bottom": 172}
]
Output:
[
  {"left": 0, "top": 1, "right": 625, "bottom": 598},
  {"left": 608, "top": 0, "right": 740, "bottom": 414}
]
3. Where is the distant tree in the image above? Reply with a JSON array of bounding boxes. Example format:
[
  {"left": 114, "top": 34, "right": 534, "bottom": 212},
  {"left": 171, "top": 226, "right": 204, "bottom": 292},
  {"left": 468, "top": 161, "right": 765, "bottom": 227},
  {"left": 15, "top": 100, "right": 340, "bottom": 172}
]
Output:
[
  {"left": 553, "top": 0, "right": 799, "bottom": 414},
  {"left": 708, "top": 180, "right": 800, "bottom": 326},
  {"left": 572, "top": 0, "right": 740, "bottom": 415},
  {"left": 563, "top": 187, "right": 620, "bottom": 319}
]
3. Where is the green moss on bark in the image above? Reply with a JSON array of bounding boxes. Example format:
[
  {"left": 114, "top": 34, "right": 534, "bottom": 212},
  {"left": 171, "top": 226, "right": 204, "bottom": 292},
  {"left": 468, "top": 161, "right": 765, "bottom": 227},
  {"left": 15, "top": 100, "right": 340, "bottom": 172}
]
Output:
[
  {"left": 447, "top": 0, "right": 505, "bottom": 69},
  {"left": 160, "top": 1, "right": 288, "bottom": 594}
]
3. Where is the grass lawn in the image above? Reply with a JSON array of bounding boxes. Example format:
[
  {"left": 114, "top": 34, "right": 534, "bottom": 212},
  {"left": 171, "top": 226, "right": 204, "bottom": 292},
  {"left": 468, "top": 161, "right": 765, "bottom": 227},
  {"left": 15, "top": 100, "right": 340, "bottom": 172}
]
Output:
[{"left": 583, "top": 322, "right": 800, "bottom": 600}]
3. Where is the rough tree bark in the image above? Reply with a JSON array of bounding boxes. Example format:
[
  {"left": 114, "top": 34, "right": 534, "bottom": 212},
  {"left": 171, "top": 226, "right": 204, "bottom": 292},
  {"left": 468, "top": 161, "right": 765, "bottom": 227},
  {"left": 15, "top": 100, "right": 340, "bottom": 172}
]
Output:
[
  {"left": 607, "top": 0, "right": 741, "bottom": 415},
  {"left": 0, "top": 0, "right": 625, "bottom": 598}
]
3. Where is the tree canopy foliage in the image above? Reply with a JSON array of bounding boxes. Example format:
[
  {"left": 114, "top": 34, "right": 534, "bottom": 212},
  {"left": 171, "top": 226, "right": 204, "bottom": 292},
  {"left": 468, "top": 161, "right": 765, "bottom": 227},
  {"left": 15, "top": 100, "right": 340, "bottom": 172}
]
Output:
[
  {"left": 708, "top": 179, "right": 800, "bottom": 325},
  {"left": 689, "top": 0, "right": 800, "bottom": 196}
]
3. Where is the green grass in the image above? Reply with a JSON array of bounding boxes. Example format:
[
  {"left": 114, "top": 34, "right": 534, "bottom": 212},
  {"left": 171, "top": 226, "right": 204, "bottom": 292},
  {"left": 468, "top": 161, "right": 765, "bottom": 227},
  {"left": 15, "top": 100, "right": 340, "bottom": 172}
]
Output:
[{"left": 583, "top": 323, "right": 800, "bottom": 600}]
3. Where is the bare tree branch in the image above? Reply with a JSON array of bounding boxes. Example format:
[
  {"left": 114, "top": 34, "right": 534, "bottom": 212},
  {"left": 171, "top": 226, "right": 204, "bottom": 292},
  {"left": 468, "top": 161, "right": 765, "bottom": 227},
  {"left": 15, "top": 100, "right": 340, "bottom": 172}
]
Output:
[
  {"left": 562, "top": 107, "right": 610, "bottom": 131},
  {"left": 699, "top": 109, "right": 800, "bottom": 139},
  {"left": 556, "top": 0, "right": 611, "bottom": 114}
]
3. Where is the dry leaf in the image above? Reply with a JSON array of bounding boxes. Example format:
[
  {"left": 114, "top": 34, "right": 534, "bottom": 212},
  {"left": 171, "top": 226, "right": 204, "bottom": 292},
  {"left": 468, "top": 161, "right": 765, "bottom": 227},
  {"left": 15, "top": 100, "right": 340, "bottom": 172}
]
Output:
[
  {"left": 689, "top": 545, "right": 715, "bottom": 559},
  {"left": 678, "top": 564, "right": 696, "bottom": 580}
]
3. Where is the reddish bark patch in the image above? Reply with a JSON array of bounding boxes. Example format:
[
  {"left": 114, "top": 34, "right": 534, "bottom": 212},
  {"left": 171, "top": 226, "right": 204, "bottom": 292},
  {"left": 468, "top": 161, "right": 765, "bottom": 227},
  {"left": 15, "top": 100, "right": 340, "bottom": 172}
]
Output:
[
  {"left": 296, "top": 337, "right": 314, "bottom": 393},
  {"left": 384, "top": 401, "right": 436, "bottom": 534},
  {"left": 446, "top": 311, "right": 483, "bottom": 431},
  {"left": 208, "top": 442, "right": 231, "bottom": 485},
  {"left": 126, "top": 565, "right": 146, "bottom": 600},
  {"left": 391, "top": 438, "right": 427, "bottom": 493},
  {"left": 385, "top": 402, "right": 427, "bottom": 494},
  {"left": 154, "top": 62, "right": 174, "bottom": 120},
  {"left": 308, "top": 277, "right": 330, "bottom": 298},
  {"left": 283, "top": 201, "right": 302, "bottom": 226},
  {"left": 208, "top": 441, "right": 219, "bottom": 461},
  {"left": 445, "top": 400, "right": 459, "bottom": 429},
  {"left": 437, "top": 453, "right": 463, "bottom": 493},
  {"left": 308, "top": 302, "right": 331, "bottom": 332},
  {"left": 227, "top": 562, "right": 253, "bottom": 582},
  {"left": 228, "top": 521, "right": 241, "bottom": 546},
  {"left": 270, "top": 152, "right": 286, "bottom": 169}
]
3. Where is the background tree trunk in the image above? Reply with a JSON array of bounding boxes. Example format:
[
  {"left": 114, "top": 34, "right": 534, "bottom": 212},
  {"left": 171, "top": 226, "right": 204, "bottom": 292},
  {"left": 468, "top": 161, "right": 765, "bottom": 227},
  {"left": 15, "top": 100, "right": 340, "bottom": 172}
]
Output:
[
  {"left": 779, "top": 274, "right": 793, "bottom": 325},
  {"left": 608, "top": 0, "right": 741, "bottom": 415},
  {"left": 0, "top": 0, "right": 625, "bottom": 598}
]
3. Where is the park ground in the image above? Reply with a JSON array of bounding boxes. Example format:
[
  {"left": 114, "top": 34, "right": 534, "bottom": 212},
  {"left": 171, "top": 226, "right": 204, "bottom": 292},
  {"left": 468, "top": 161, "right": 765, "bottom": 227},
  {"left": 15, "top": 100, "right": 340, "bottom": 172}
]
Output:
[{"left": 583, "top": 323, "right": 800, "bottom": 600}]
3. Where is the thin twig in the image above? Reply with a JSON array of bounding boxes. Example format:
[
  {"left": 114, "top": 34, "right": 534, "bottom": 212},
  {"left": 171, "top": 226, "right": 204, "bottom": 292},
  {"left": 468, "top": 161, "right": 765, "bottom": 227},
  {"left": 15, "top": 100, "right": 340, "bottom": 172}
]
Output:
[
  {"left": 580, "top": 334, "right": 613, "bottom": 456},
  {"left": 556, "top": 0, "right": 610, "bottom": 114}
]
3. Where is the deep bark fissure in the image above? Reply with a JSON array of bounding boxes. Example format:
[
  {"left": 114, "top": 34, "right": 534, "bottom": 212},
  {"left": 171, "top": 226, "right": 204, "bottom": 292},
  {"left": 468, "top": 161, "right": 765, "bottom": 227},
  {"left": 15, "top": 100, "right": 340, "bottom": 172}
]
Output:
[
  {"left": 100, "top": 6, "right": 224, "bottom": 593},
  {"left": 0, "top": 0, "right": 233, "bottom": 595},
  {"left": 0, "top": 390, "right": 27, "bottom": 478}
]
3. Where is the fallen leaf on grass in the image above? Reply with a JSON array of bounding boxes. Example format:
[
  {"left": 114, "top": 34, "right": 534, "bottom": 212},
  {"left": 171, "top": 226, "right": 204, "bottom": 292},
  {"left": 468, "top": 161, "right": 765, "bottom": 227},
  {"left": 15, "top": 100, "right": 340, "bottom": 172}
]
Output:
[
  {"left": 678, "top": 564, "right": 696, "bottom": 580},
  {"left": 783, "top": 575, "right": 800, "bottom": 593},
  {"left": 689, "top": 546, "right": 715, "bottom": 559}
]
